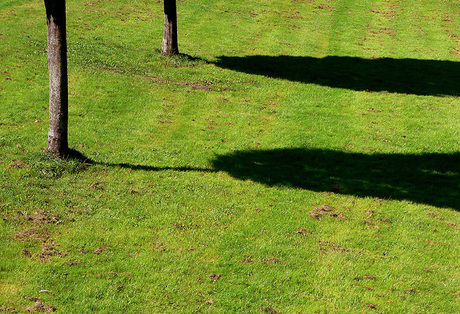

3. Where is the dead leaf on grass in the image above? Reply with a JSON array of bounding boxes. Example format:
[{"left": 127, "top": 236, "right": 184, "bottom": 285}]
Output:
[{"left": 261, "top": 307, "right": 279, "bottom": 313}]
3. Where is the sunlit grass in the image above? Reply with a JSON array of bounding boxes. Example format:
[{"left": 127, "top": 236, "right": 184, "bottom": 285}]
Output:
[{"left": 0, "top": 0, "right": 459, "bottom": 312}]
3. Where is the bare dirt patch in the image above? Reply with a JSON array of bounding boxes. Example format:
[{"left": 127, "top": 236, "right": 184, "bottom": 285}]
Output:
[
  {"left": 26, "top": 301, "right": 56, "bottom": 312},
  {"left": 0, "top": 305, "right": 17, "bottom": 312},
  {"left": 427, "top": 212, "right": 443, "bottom": 220},
  {"left": 295, "top": 227, "right": 312, "bottom": 235},
  {"left": 7, "top": 159, "right": 28, "bottom": 169},
  {"left": 262, "top": 257, "right": 279, "bottom": 264},
  {"left": 318, "top": 241, "right": 353, "bottom": 253},
  {"left": 261, "top": 307, "right": 279, "bottom": 313},
  {"left": 16, "top": 227, "right": 49, "bottom": 242},
  {"left": 93, "top": 247, "right": 109, "bottom": 255},
  {"left": 309, "top": 205, "right": 346, "bottom": 220},
  {"left": 65, "top": 259, "right": 82, "bottom": 266},
  {"left": 240, "top": 258, "right": 253, "bottom": 264},
  {"left": 24, "top": 211, "right": 60, "bottom": 225},
  {"left": 209, "top": 273, "right": 222, "bottom": 282},
  {"left": 365, "top": 303, "right": 378, "bottom": 309}
]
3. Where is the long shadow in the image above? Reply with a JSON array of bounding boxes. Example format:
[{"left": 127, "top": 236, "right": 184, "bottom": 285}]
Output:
[
  {"left": 96, "top": 149, "right": 459, "bottom": 209},
  {"left": 211, "top": 149, "right": 460, "bottom": 210},
  {"left": 214, "top": 55, "right": 460, "bottom": 96}
]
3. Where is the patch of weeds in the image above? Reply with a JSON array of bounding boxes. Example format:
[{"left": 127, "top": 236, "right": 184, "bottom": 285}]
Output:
[
  {"left": 23, "top": 152, "right": 90, "bottom": 179},
  {"left": 158, "top": 50, "right": 208, "bottom": 68}
]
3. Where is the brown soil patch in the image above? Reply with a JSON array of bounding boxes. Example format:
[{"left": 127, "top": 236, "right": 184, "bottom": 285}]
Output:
[
  {"left": 361, "top": 219, "right": 373, "bottom": 225},
  {"left": 295, "top": 227, "right": 311, "bottom": 235},
  {"left": 27, "top": 297, "right": 41, "bottom": 302},
  {"left": 209, "top": 273, "right": 222, "bottom": 281},
  {"left": 31, "top": 240, "right": 66, "bottom": 263},
  {"left": 172, "top": 223, "right": 186, "bottom": 230},
  {"left": 16, "top": 227, "right": 49, "bottom": 242},
  {"left": 261, "top": 307, "right": 279, "bottom": 313},
  {"left": 65, "top": 259, "right": 82, "bottom": 266},
  {"left": 191, "top": 84, "right": 212, "bottom": 91},
  {"left": 90, "top": 181, "right": 103, "bottom": 190},
  {"left": 427, "top": 212, "right": 443, "bottom": 220},
  {"left": 262, "top": 257, "right": 279, "bottom": 264},
  {"left": 240, "top": 258, "right": 253, "bottom": 264},
  {"left": 318, "top": 241, "right": 352, "bottom": 253},
  {"left": 172, "top": 223, "right": 199, "bottom": 230},
  {"left": 93, "top": 247, "right": 109, "bottom": 255},
  {"left": 8, "top": 159, "right": 28, "bottom": 169},
  {"left": 24, "top": 211, "right": 59, "bottom": 225},
  {"left": 309, "top": 205, "right": 345, "bottom": 220},
  {"left": 26, "top": 301, "right": 56, "bottom": 312}
]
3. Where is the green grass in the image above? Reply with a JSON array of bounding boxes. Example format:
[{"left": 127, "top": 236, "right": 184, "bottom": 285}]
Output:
[{"left": 1, "top": 0, "right": 459, "bottom": 312}]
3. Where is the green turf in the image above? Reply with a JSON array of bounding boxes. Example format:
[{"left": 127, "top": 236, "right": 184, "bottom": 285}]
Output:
[{"left": 0, "top": 0, "right": 459, "bottom": 312}]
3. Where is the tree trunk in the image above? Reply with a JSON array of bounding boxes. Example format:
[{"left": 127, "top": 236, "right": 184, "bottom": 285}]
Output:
[
  {"left": 161, "top": 0, "right": 179, "bottom": 56},
  {"left": 44, "top": 0, "right": 69, "bottom": 157}
]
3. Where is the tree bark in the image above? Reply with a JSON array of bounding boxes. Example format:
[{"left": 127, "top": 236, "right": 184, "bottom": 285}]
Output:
[
  {"left": 44, "top": 0, "right": 69, "bottom": 157},
  {"left": 161, "top": 0, "right": 179, "bottom": 56}
]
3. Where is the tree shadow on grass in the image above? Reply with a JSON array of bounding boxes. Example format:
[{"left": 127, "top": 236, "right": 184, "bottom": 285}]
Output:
[
  {"left": 99, "top": 148, "right": 459, "bottom": 210},
  {"left": 211, "top": 148, "right": 460, "bottom": 210},
  {"left": 214, "top": 55, "right": 460, "bottom": 96}
]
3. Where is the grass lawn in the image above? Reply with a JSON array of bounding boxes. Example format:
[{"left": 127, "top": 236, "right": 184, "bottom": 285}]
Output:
[{"left": 0, "top": 0, "right": 459, "bottom": 312}]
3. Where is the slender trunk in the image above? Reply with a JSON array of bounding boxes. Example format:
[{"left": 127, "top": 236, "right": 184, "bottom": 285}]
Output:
[
  {"left": 44, "top": 0, "right": 69, "bottom": 157},
  {"left": 161, "top": 0, "right": 179, "bottom": 55}
]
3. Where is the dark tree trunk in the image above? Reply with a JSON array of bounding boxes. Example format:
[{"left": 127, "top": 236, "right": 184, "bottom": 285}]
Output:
[
  {"left": 44, "top": 0, "right": 69, "bottom": 157},
  {"left": 161, "top": 0, "right": 179, "bottom": 56}
]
